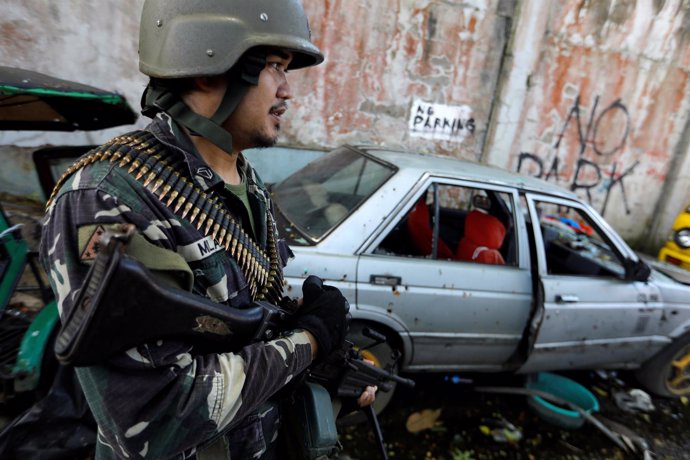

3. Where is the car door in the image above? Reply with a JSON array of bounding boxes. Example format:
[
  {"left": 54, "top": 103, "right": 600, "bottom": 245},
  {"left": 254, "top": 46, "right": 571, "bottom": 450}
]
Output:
[
  {"left": 356, "top": 178, "right": 533, "bottom": 371},
  {"left": 519, "top": 194, "right": 666, "bottom": 373}
]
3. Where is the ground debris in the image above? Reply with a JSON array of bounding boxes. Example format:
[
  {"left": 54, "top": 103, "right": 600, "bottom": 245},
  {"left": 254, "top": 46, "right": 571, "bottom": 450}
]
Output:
[
  {"left": 478, "top": 417, "right": 522, "bottom": 444},
  {"left": 339, "top": 371, "right": 690, "bottom": 460},
  {"left": 613, "top": 389, "right": 655, "bottom": 413},
  {"left": 406, "top": 408, "right": 443, "bottom": 433}
]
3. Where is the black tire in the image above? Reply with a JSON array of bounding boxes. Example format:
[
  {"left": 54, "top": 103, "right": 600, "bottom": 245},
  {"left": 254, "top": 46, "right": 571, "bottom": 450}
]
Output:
[
  {"left": 635, "top": 332, "right": 690, "bottom": 397},
  {"left": 337, "top": 322, "right": 401, "bottom": 425}
]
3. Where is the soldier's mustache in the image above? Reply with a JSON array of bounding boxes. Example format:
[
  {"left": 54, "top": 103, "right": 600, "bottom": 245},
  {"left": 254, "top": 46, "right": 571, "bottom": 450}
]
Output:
[{"left": 270, "top": 102, "right": 288, "bottom": 115}]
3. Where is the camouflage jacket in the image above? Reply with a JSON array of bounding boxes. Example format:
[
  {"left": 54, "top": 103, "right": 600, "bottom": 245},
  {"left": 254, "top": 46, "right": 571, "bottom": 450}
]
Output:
[{"left": 39, "top": 114, "right": 313, "bottom": 459}]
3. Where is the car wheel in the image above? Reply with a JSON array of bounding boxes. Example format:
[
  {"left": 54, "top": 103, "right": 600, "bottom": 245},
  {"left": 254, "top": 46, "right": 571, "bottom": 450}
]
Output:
[
  {"left": 338, "top": 322, "right": 401, "bottom": 425},
  {"left": 635, "top": 332, "right": 690, "bottom": 397}
]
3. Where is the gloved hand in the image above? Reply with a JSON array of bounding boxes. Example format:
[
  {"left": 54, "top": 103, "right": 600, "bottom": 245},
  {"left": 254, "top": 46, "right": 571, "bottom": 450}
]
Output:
[{"left": 292, "top": 275, "right": 350, "bottom": 360}]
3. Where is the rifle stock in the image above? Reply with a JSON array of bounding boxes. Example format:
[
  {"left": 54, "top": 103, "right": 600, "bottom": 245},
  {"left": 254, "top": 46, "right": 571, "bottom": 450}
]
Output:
[{"left": 54, "top": 226, "right": 285, "bottom": 366}]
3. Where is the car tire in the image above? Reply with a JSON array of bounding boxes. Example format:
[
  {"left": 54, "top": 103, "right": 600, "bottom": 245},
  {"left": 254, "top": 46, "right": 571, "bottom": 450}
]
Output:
[
  {"left": 337, "top": 322, "right": 400, "bottom": 425},
  {"left": 635, "top": 331, "right": 690, "bottom": 397}
]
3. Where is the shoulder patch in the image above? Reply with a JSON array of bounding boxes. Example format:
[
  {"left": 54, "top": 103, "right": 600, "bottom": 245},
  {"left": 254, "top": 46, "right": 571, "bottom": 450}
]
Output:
[{"left": 79, "top": 225, "right": 106, "bottom": 262}]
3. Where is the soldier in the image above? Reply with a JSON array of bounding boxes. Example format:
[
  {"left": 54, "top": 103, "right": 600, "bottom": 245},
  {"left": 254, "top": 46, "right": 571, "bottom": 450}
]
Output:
[{"left": 40, "top": 0, "right": 373, "bottom": 458}]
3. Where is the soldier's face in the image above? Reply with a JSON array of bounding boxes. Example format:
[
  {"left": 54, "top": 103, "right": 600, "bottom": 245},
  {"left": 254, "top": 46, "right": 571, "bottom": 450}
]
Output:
[{"left": 225, "top": 50, "right": 294, "bottom": 151}]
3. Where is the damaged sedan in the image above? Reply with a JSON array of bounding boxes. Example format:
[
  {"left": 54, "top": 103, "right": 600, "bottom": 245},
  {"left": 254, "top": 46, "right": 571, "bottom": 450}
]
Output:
[{"left": 272, "top": 145, "right": 690, "bottom": 411}]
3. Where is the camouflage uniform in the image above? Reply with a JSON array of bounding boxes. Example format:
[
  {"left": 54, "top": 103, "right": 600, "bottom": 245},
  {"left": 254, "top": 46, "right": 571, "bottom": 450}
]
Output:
[{"left": 39, "top": 113, "right": 313, "bottom": 459}]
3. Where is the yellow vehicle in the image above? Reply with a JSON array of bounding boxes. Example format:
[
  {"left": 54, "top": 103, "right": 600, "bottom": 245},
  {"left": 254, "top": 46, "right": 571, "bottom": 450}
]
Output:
[{"left": 659, "top": 203, "right": 690, "bottom": 270}]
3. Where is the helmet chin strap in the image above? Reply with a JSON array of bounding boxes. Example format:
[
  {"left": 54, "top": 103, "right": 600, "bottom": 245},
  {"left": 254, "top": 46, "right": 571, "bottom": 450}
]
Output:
[{"left": 141, "top": 51, "right": 267, "bottom": 155}]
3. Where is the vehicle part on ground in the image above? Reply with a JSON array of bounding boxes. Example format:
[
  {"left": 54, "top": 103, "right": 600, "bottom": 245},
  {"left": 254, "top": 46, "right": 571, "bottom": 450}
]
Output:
[
  {"left": 612, "top": 388, "right": 655, "bottom": 413},
  {"left": 635, "top": 331, "right": 690, "bottom": 397},
  {"left": 525, "top": 372, "right": 599, "bottom": 429},
  {"left": 475, "top": 385, "right": 630, "bottom": 453}
]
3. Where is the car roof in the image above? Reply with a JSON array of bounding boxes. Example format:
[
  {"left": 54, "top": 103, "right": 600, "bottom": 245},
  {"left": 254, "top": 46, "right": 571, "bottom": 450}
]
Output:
[{"left": 356, "top": 145, "right": 578, "bottom": 200}]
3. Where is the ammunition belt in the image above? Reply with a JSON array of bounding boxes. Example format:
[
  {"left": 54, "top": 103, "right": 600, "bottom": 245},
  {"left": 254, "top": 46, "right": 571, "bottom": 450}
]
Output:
[{"left": 47, "top": 130, "right": 283, "bottom": 303}]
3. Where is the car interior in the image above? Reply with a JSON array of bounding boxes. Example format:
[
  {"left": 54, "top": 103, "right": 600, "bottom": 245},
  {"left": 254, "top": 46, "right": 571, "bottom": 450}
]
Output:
[
  {"left": 376, "top": 185, "right": 517, "bottom": 266},
  {"left": 528, "top": 201, "right": 626, "bottom": 279}
]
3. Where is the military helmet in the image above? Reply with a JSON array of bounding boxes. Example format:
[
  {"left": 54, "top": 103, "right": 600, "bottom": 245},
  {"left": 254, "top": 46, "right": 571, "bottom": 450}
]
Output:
[{"left": 139, "top": 0, "right": 324, "bottom": 78}]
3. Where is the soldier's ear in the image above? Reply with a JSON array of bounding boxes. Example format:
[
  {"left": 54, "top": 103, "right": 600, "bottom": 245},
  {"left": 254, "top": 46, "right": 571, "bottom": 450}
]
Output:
[{"left": 191, "top": 75, "right": 226, "bottom": 93}]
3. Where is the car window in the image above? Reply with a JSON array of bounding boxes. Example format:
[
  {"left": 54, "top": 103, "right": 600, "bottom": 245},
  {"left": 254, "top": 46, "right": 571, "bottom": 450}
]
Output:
[
  {"left": 533, "top": 201, "right": 626, "bottom": 278},
  {"left": 375, "top": 183, "right": 517, "bottom": 266},
  {"left": 272, "top": 146, "right": 396, "bottom": 242}
]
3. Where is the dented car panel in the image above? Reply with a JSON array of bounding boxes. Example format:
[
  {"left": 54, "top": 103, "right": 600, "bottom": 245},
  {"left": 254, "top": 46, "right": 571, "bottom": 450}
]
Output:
[
  {"left": 519, "top": 193, "right": 669, "bottom": 373},
  {"left": 275, "top": 145, "right": 690, "bottom": 392}
]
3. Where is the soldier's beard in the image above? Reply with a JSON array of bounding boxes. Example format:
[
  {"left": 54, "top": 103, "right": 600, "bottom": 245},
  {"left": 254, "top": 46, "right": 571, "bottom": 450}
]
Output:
[{"left": 252, "top": 127, "right": 279, "bottom": 148}]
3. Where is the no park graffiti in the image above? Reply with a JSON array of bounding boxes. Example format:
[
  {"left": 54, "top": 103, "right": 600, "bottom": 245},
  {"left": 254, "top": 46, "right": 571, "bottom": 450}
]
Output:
[{"left": 516, "top": 94, "right": 638, "bottom": 217}]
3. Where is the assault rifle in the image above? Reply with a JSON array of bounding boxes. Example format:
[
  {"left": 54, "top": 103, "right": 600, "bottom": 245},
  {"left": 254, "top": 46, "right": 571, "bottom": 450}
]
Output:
[
  {"left": 306, "top": 329, "right": 414, "bottom": 459},
  {"left": 55, "top": 224, "right": 413, "bottom": 459}
]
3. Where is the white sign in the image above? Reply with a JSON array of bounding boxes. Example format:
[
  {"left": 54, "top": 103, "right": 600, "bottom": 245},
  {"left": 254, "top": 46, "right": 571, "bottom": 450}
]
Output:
[{"left": 408, "top": 99, "right": 475, "bottom": 142}]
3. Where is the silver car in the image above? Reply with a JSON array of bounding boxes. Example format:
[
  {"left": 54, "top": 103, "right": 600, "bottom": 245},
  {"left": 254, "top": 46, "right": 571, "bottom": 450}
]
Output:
[{"left": 272, "top": 145, "right": 690, "bottom": 409}]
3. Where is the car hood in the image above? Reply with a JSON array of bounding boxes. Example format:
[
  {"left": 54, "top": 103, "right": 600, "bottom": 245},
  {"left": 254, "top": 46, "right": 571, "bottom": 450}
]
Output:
[
  {"left": 0, "top": 66, "right": 137, "bottom": 131},
  {"left": 639, "top": 252, "right": 690, "bottom": 286}
]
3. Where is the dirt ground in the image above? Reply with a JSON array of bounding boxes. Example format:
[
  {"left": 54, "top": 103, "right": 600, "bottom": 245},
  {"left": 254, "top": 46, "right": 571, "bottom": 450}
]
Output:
[{"left": 339, "top": 371, "right": 690, "bottom": 460}]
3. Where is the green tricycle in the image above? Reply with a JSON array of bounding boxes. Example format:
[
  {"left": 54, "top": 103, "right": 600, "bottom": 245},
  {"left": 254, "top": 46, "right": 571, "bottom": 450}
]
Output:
[{"left": 0, "top": 66, "right": 137, "bottom": 406}]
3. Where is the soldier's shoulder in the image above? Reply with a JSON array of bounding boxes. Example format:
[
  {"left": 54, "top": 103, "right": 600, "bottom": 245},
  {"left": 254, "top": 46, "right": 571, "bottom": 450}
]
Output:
[{"left": 50, "top": 131, "right": 153, "bottom": 201}]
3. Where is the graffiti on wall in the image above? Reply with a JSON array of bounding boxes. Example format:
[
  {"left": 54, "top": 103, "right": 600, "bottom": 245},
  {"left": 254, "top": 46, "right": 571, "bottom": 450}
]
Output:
[
  {"left": 516, "top": 94, "right": 638, "bottom": 217},
  {"left": 409, "top": 99, "right": 476, "bottom": 142}
]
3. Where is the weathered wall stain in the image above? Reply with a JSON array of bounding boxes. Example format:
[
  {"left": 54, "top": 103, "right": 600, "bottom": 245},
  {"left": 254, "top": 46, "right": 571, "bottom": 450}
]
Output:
[
  {"left": 486, "top": 1, "right": 690, "bottom": 246},
  {"left": 292, "top": 0, "right": 508, "bottom": 159}
]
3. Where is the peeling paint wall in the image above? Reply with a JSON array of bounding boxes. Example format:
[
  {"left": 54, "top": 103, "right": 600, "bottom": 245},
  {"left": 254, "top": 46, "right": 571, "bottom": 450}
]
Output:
[
  {"left": 484, "top": 0, "right": 690, "bottom": 248},
  {"left": 290, "top": 0, "right": 513, "bottom": 160},
  {"left": 1, "top": 0, "right": 690, "bottom": 250}
]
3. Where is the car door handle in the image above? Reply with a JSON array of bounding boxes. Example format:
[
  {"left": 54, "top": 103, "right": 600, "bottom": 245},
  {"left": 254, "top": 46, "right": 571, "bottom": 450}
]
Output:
[
  {"left": 370, "top": 275, "right": 402, "bottom": 286},
  {"left": 555, "top": 294, "right": 579, "bottom": 303}
]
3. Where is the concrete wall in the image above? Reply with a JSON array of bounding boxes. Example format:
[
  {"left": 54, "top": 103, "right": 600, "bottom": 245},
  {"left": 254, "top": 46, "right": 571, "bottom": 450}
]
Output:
[
  {"left": 291, "top": 0, "right": 513, "bottom": 161},
  {"left": 1, "top": 0, "right": 690, "bottom": 251},
  {"left": 484, "top": 0, "right": 690, "bottom": 248}
]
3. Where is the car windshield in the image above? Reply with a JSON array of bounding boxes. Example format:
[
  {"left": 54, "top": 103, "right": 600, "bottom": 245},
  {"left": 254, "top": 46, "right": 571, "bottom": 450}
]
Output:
[{"left": 272, "top": 146, "right": 396, "bottom": 244}]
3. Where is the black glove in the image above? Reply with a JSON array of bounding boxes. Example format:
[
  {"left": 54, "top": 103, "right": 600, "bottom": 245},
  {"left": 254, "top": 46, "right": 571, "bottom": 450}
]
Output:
[{"left": 293, "top": 275, "right": 350, "bottom": 360}]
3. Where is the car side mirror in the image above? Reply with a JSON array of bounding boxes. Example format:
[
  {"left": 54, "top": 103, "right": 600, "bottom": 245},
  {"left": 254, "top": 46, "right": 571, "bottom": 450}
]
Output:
[{"left": 626, "top": 258, "right": 651, "bottom": 282}]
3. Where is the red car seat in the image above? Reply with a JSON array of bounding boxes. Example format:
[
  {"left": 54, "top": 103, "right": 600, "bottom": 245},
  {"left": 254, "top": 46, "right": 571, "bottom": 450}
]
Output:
[
  {"left": 456, "top": 210, "right": 506, "bottom": 265},
  {"left": 406, "top": 198, "right": 455, "bottom": 259}
]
